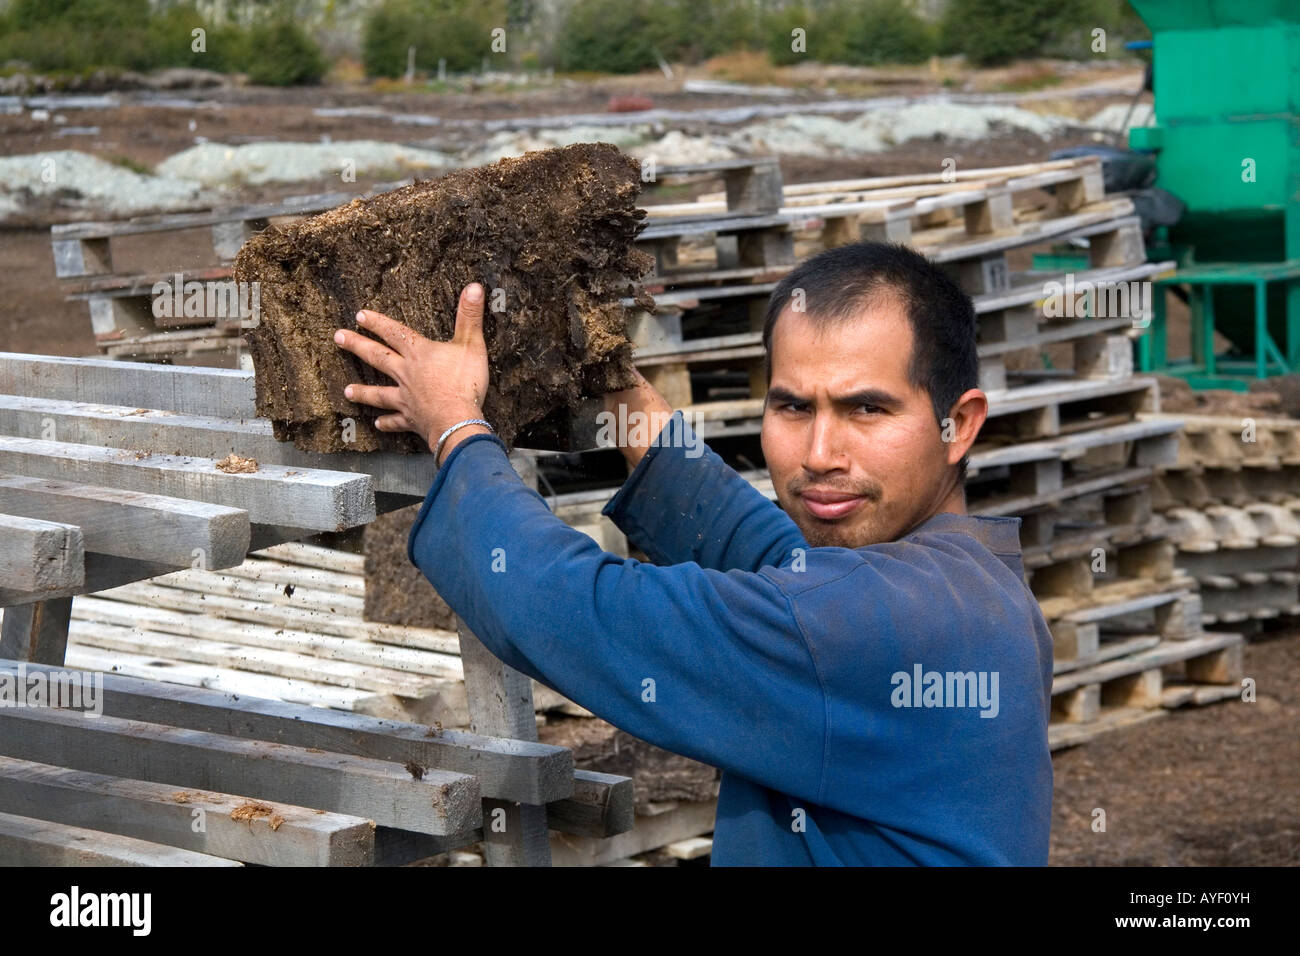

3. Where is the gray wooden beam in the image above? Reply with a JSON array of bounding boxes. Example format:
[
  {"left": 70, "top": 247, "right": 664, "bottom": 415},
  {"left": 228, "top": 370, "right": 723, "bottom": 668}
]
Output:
[
  {"left": 0, "top": 352, "right": 256, "bottom": 418},
  {"left": 0, "top": 706, "right": 481, "bottom": 836},
  {"left": 0, "top": 473, "right": 249, "bottom": 569},
  {"left": 0, "top": 810, "right": 243, "bottom": 866},
  {"left": 549, "top": 770, "right": 636, "bottom": 839},
  {"left": 0, "top": 513, "right": 84, "bottom": 592},
  {"left": 0, "top": 597, "right": 73, "bottom": 662},
  {"left": 0, "top": 755, "right": 373, "bottom": 866},
  {"left": 459, "top": 618, "right": 553, "bottom": 866},
  {"left": 0, "top": 395, "right": 437, "bottom": 498},
  {"left": 0, "top": 436, "right": 374, "bottom": 531},
  {"left": 1, "top": 553, "right": 184, "bottom": 607},
  {"left": 0, "top": 661, "right": 570, "bottom": 806}
]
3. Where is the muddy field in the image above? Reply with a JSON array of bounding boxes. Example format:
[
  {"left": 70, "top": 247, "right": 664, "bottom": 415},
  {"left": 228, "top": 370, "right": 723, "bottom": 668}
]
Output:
[{"left": 1051, "top": 628, "right": 1300, "bottom": 866}]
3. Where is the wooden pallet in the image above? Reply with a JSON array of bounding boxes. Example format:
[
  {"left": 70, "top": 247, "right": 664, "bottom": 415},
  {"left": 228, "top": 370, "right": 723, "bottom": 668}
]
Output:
[
  {"left": 1151, "top": 412, "right": 1300, "bottom": 471},
  {"left": 1197, "top": 570, "right": 1300, "bottom": 626},
  {"left": 636, "top": 373, "right": 1163, "bottom": 445},
  {"left": 0, "top": 659, "right": 633, "bottom": 866},
  {"left": 1050, "top": 588, "right": 1203, "bottom": 671},
  {"left": 665, "top": 155, "right": 1108, "bottom": 251},
  {"left": 48, "top": 542, "right": 596, "bottom": 725},
  {"left": 639, "top": 157, "right": 1137, "bottom": 296},
  {"left": 0, "top": 352, "right": 630, "bottom": 866},
  {"left": 1049, "top": 630, "right": 1243, "bottom": 727},
  {"left": 1154, "top": 465, "right": 1300, "bottom": 510}
]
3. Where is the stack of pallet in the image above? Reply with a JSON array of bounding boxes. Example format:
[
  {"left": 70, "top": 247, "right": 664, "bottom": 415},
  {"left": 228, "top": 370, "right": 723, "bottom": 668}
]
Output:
[
  {"left": 1151, "top": 412, "right": 1300, "bottom": 630},
  {"left": 590, "top": 155, "right": 1246, "bottom": 756},
  {"left": 0, "top": 352, "right": 635, "bottom": 867}
]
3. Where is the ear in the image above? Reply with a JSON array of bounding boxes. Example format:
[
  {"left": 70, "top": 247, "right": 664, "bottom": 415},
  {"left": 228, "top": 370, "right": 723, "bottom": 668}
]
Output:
[{"left": 942, "top": 388, "right": 988, "bottom": 467}]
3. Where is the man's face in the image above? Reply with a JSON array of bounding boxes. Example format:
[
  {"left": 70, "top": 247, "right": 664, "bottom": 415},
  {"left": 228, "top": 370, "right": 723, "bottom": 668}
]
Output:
[{"left": 760, "top": 297, "right": 959, "bottom": 549}]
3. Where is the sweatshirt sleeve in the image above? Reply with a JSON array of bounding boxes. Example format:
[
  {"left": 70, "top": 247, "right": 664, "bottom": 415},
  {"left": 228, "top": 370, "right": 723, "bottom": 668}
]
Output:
[
  {"left": 407, "top": 431, "right": 827, "bottom": 803},
  {"left": 601, "top": 410, "right": 808, "bottom": 572}
]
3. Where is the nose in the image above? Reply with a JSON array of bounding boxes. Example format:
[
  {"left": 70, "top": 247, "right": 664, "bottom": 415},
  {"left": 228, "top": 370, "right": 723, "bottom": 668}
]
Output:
[{"left": 804, "top": 410, "right": 849, "bottom": 475}]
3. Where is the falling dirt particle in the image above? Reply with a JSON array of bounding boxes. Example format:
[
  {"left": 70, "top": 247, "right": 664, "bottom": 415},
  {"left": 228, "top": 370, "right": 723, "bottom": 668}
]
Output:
[
  {"left": 215, "top": 453, "right": 259, "bottom": 473},
  {"left": 172, "top": 791, "right": 194, "bottom": 803},
  {"left": 269, "top": 815, "right": 285, "bottom": 831},
  {"left": 283, "top": 583, "right": 296, "bottom": 597},
  {"left": 405, "top": 760, "right": 426, "bottom": 780},
  {"left": 230, "top": 801, "right": 278, "bottom": 826},
  {"left": 306, "top": 747, "right": 323, "bottom": 753}
]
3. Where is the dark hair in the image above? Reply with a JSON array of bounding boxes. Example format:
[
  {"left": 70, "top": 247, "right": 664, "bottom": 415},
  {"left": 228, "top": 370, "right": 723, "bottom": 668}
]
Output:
[{"left": 761, "top": 241, "right": 979, "bottom": 477}]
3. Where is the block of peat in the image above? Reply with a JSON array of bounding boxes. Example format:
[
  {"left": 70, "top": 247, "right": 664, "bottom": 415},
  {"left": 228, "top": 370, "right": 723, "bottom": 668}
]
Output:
[
  {"left": 235, "top": 142, "right": 652, "bottom": 452},
  {"left": 362, "top": 504, "right": 456, "bottom": 630}
]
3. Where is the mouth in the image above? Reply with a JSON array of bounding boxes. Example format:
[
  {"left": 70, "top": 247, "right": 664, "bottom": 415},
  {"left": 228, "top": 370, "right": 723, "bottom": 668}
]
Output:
[{"left": 799, "top": 488, "right": 868, "bottom": 521}]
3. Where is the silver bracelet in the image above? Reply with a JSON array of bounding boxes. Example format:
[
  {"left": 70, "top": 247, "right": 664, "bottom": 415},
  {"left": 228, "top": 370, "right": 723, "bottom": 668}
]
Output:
[{"left": 434, "top": 418, "right": 493, "bottom": 467}]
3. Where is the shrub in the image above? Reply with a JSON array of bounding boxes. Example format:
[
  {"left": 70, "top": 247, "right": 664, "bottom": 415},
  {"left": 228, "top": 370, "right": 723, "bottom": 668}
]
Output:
[
  {"left": 362, "top": 0, "right": 498, "bottom": 78},
  {"left": 553, "top": 0, "right": 660, "bottom": 74},
  {"left": 244, "top": 19, "right": 326, "bottom": 85},
  {"left": 834, "top": 0, "right": 936, "bottom": 66},
  {"left": 764, "top": 5, "right": 813, "bottom": 67},
  {"left": 939, "top": 0, "right": 1117, "bottom": 66}
]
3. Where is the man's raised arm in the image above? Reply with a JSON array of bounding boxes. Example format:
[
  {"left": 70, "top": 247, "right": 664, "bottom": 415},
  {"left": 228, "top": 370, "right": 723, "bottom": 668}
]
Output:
[{"left": 599, "top": 370, "right": 807, "bottom": 573}]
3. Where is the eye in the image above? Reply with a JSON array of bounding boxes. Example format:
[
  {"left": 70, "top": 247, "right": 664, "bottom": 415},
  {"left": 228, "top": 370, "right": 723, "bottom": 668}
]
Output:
[{"left": 858, "top": 404, "right": 883, "bottom": 414}]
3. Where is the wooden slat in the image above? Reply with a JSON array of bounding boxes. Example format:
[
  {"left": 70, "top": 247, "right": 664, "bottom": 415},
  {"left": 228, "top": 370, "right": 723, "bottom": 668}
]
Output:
[
  {"left": 0, "top": 705, "right": 481, "bottom": 836},
  {"left": 70, "top": 595, "right": 455, "bottom": 677},
  {"left": 0, "top": 436, "right": 375, "bottom": 532},
  {"left": 0, "top": 661, "right": 571, "bottom": 807},
  {"left": 0, "top": 395, "right": 437, "bottom": 498},
  {"left": 0, "top": 352, "right": 256, "bottom": 418},
  {"left": 0, "top": 810, "right": 242, "bottom": 866},
  {"left": 89, "top": 579, "right": 460, "bottom": 652},
  {"left": 0, "top": 513, "right": 84, "bottom": 592},
  {"left": 0, "top": 755, "right": 373, "bottom": 866},
  {"left": 0, "top": 472, "right": 248, "bottom": 569}
]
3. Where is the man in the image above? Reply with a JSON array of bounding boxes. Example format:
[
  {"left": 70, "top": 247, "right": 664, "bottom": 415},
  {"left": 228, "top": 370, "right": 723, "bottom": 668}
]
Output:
[{"left": 334, "top": 240, "right": 1054, "bottom": 866}]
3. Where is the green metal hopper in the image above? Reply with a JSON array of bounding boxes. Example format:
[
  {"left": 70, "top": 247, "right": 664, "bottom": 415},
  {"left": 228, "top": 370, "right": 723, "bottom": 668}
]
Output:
[{"left": 1129, "top": 0, "right": 1300, "bottom": 387}]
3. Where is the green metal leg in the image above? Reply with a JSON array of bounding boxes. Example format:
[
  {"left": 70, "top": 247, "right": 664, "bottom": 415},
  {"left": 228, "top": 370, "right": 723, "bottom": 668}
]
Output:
[
  {"left": 1203, "top": 286, "right": 1217, "bottom": 376},
  {"left": 1288, "top": 278, "right": 1300, "bottom": 370},
  {"left": 1255, "top": 280, "right": 1268, "bottom": 379},
  {"left": 1152, "top": 285, "right": 1168, "bottom": 370}
]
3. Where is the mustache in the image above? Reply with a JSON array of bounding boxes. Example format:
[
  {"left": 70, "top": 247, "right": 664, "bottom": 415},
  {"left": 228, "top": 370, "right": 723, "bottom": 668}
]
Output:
[{"left": 787, "top": 475, "right": 882, "bottom": 501}]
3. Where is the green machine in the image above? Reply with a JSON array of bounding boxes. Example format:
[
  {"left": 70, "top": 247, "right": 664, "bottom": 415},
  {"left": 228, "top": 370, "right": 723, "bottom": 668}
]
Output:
[{"left": 1129, "top": 0, "right": 1300, "bottom": 389}]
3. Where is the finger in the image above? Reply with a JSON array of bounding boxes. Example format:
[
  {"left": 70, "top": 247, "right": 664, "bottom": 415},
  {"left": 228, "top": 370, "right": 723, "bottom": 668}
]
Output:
[
  {"left": 452, "top": 283, "right": 485, "bottom": 346},
  {"left": 355, "top": 309, "right": 422, "bottom": 355},
  {"left": 343, "top": 383, "right": 402, "bottom": 410},
  {"left": 375, "top": 412, "right": 416, "bottom": 432},
  {"left": 335, "top": 327, "right": 400, "bottom": 376}
]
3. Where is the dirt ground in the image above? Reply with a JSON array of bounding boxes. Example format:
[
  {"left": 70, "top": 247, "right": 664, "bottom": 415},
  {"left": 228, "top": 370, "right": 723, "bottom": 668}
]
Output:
[{"left": 1050, "top": 627, "right": 1300, "bottom": 866}]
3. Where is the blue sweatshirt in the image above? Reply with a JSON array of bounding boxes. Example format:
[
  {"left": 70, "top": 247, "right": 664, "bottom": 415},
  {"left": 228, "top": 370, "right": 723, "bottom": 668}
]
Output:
[{"left": 408, "top": 412, "right": 1054, "bottom": 866}]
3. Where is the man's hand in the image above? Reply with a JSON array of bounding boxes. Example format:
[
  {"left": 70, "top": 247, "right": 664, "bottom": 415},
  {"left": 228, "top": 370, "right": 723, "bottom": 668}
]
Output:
[{"left": 334, "top": 282, "right": 491, "bottom": 465}]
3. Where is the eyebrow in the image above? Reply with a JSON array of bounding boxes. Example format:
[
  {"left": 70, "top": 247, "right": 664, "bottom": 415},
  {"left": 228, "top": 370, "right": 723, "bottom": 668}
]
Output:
[{"left": 766, "top": 386, "right": 904, "bottom": 411}]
